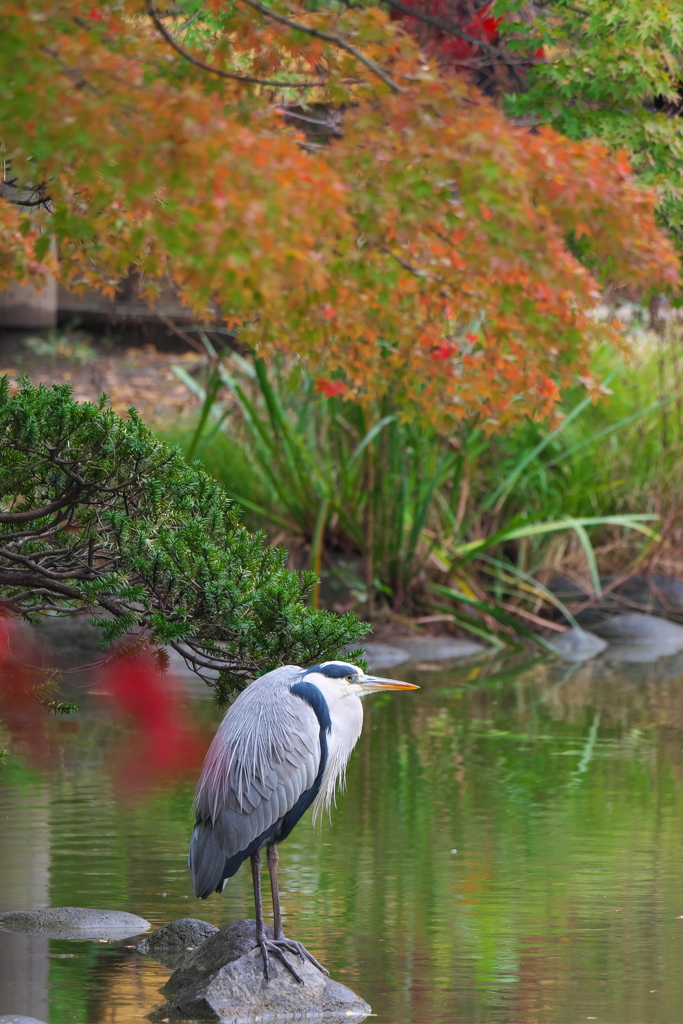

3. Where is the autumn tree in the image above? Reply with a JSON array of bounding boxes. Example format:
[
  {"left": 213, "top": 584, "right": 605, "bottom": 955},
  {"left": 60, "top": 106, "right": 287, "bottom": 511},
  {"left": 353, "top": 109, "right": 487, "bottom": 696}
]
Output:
[
  {"left": 500, "top": 0, "right": 683, "bottom": 243},
  {"left": 0, "top": 0, "right": 679, "bottom": 433},
  {"left": 388, "top": 0, "right": 683, "bottom": 243}
]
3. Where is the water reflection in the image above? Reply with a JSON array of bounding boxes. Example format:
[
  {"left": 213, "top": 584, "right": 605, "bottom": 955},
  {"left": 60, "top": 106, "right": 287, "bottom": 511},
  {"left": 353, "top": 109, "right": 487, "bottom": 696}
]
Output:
[
  {"left": 0, "top": 784, "right": 50, "bottom": 1021},
  {"left": 2, "top": 651, "right": 683, "bottom": 1022}
]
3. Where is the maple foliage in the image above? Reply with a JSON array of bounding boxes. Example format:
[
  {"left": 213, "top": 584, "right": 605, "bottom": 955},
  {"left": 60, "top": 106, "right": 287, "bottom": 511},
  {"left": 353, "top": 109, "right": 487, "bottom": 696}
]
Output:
[
  {"left": 501, "top": 0, "right": 683, "bottom": 243},
  {"left": 1, "top": 0, "right": 680, "bottom": 427}
]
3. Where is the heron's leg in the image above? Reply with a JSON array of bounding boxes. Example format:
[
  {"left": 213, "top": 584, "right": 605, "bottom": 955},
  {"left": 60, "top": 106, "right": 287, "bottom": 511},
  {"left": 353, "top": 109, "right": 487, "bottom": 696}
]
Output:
[
  {"left": 251, "top": 848, "right": 304, "bottom": 984},
  {"left": 266, "top": 843, "right": 329, "bottom": 977},
  {"left": 267, "top": 843, "right": 285, "bottom": 940}
]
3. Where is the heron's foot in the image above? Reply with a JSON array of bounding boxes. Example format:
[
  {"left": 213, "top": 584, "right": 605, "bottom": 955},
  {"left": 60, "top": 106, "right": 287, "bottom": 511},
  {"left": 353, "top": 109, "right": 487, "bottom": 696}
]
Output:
[
  {"left": 257, "top": 935, "right": 328, "bottom": 984},
  {"left": 276, "top": 935, "right": 329, "bottom": 976}
]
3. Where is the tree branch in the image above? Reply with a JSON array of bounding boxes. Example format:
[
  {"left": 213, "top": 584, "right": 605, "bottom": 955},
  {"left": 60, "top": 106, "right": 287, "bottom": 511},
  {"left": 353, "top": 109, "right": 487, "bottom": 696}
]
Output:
[
  {"left": 145, "top": 0, "right": 326, "bottom": 89},
  {"left": 0, "top": 487, "right": 79, "bottom": 524},
  {"left": 662, "top": 211, "right": 683, "bottom": 242},
  {"left": 238, "top": 0, "right": 406, "bottom": 94},
  {"left": 379, "top": 0, "right": 527, "bottom": 88}
]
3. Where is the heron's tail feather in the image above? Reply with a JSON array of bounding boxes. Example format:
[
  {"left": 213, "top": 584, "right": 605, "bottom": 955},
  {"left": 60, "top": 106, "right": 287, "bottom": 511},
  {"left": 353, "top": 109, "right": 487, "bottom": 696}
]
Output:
[{"left": 189, "top": 818, "right": 226, "bottom": 899}]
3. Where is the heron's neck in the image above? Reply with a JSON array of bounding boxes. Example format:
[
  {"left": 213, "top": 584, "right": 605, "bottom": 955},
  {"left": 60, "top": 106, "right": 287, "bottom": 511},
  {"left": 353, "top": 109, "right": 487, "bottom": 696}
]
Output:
[{"left": 307, "top": 679, "right": 364, "bottom": 824}]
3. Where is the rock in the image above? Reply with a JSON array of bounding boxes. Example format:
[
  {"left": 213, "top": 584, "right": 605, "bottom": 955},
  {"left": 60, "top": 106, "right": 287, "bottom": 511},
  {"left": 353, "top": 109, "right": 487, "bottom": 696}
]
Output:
[
  {"left": 593, "top": 612, "right": 683, "bottom": 643},
  {"left": 151, "top": 919, "right": 370, "bottom": 1023},
  {"left": 547, "top": 628, "right": 607, "bottom": 662},
  {"left": 135, "top": 918, "right": 219, "bottom": 969},
  {"left": 647, "top": 575, "right": 683, "bottom": 608},
  {"left": 0, "top": 908, "right": 151, "bottom": 941},
  {"left": 0, "top": 1017, "right": 49, "bottom": 1024},
  {"left": 388, "top": 636, "right": 485, "bottom": 661},
  {"left": 162, "top": 920, "right": 275, "bottom": 997},
  {"left": 593, "top": 613, "right": 683, "bottom": 660},
  {"left": 592, "top": 612, "right": 683, "bottom": 663},
  {"left": 361, "top": 644, "right": 409, "bottom": 670}
]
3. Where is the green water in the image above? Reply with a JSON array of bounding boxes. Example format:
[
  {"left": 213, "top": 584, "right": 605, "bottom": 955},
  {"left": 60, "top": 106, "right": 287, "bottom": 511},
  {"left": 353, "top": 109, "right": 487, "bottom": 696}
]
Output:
[{"left": 3, "top": 653, "right": 683, "bottom": 1023}]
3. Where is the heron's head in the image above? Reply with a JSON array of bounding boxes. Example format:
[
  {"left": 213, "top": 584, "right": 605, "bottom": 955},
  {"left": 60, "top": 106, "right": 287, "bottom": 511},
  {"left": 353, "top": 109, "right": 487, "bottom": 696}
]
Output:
[{"left": 302, "top": 660, "right": 418, "bottom": 696}]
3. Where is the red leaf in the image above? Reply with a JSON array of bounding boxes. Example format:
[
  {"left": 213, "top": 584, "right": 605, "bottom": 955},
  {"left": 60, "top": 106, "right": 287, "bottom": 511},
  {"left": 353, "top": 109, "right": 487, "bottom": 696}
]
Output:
[
  {"left": 430, "top": 342, "right": 453, "bottom": 361},
  {"left": 315, "top": 378, "right": 345, "bottom": 397}
]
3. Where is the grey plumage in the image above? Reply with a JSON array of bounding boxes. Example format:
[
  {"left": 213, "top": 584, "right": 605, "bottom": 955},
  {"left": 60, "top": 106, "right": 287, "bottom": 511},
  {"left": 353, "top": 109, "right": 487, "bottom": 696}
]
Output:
[
  {"left": 190, "top": 666, "right": 321, "bottom": 898},
  {"left": 188, "top": 659, "right": 418, "bottom": 980}
]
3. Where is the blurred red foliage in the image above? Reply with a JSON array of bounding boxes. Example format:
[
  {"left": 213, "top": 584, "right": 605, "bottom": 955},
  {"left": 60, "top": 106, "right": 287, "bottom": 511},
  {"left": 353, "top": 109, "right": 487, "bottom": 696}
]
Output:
[
  {"left": 99, "top": 655, "right": 207, "bottom": 793},
  {"left": 0, "top": 612, "right": 59, "bottom": 767},
  {"left": 0, "top": 615, "right": 209, "bottom": 788}
]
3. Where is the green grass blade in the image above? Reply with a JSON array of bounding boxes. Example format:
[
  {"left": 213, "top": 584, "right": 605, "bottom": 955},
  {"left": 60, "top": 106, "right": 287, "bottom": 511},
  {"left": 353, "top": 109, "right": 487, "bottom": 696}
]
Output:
[
  {"left": 221, "top": 490, "right": 294, "bottom": 531},
  {"left": 477, "top": 554, "right": 583, "bottom": 631},
  {"left": 349, "top": 415, "right": 396, "bottom": 465},
  {"left": 568, "top": 520, "right": 601, "bottom": 597},
  {"left": 453, "top": 513, "right": 660, "bottom": 559},
  {"left": 429, "top": 583, "right": 558, "bottom": 651}
]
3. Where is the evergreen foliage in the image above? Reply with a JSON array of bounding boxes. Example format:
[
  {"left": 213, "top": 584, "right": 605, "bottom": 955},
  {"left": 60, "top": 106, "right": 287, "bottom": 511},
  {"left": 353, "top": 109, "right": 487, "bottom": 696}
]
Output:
[{"left": 0, "top": 378, "right": 366, "bottom": 699}]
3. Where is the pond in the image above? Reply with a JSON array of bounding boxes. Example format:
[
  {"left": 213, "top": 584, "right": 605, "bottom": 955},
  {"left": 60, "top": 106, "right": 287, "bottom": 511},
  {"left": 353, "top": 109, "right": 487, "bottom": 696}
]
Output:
[{"left": 2, "top": 650, "right": 683, "bottom": 1023}]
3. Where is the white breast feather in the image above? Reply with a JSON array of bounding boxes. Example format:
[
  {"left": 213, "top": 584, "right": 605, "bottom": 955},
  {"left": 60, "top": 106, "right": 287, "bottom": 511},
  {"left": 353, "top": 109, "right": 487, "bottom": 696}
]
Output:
[{"left": 311, "top": 690, "right": 363, "bottom": 825}]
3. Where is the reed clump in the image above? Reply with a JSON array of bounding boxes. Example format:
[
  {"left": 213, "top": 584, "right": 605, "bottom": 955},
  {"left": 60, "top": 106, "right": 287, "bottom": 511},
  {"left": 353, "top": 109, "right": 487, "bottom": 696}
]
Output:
[{"left": 164, "top": 316, "right": 683, "bottom": 649}]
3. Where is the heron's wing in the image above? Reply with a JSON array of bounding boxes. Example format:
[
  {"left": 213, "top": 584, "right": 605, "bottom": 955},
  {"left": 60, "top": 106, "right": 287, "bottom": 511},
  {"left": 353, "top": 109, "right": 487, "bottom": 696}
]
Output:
[{"left": 189, "top": 666, "right": 321, "bottom": 898}]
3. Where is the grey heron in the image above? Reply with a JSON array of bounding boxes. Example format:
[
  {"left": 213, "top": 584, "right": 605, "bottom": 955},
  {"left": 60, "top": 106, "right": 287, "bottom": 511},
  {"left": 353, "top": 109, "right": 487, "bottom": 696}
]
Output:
[{"left": 189, "top": 660, "right": 418, "bottom": 981}]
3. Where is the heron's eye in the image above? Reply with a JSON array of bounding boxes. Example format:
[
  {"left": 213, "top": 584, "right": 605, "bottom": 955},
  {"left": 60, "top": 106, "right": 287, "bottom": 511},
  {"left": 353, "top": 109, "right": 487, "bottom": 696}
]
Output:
[{"left": 345, "top": 674, "right": 354, "bottom": 682}]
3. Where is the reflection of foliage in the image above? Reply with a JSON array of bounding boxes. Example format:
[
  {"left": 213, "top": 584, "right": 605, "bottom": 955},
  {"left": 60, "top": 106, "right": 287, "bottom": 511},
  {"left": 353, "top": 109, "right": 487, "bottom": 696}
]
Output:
[
  {"left": 5, "top": 655, "right": 683, "bottom": 1023},
  {"left": 1, "top": 0, "right": 680, "bottom": 429},
  {"left": 0, "top": 379, "right": 365, "bottom": 696}
]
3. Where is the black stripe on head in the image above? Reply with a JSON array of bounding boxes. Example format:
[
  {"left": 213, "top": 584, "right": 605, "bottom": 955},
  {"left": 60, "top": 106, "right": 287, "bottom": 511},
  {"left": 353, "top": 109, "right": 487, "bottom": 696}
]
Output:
[{"left": 305, "top": 661, "right": 360, "bottom": 680}]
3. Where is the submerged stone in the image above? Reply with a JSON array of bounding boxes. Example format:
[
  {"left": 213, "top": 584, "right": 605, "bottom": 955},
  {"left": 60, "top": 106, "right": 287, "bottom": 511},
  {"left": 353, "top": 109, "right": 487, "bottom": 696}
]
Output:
[
  {"left": 135, "top": 918, "right": 219, "bottom": 968},
  {"left": 594, "top": 613, "right": 683, "bottom": 661},
  {"left": 150, "top": 919, "right": 371, "bottom": 1023},
  {"left": 0, "top": 908, "right": 151, "bottom": 940},
  {"left": 361, "top": 644, "right": 410, "bottom": 670},
  {"left": 388, "top": 636, "right": 484, "bottom": 661},
  {"left": 548, "top": 628, "right": 607, "bottom": 662},
  {"left": 0, "top": 1017, "right": 49, "bottom": 1024}
]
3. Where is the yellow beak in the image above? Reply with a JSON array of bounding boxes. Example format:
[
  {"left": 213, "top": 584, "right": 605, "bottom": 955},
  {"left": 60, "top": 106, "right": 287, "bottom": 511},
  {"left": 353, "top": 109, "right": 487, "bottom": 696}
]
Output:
[{"left": 360, "top": 674, "right": 419, "bottom": 691}]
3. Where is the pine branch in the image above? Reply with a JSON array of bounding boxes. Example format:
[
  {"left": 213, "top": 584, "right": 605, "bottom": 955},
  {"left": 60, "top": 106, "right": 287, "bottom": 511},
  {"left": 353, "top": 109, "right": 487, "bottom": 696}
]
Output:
[{"left": 0, "top": 379, "right": 366, "bottom": 697}]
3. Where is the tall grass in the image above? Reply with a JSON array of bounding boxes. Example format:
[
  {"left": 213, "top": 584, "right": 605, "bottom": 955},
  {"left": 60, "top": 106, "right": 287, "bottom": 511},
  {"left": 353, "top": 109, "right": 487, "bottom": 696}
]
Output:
[{"left": 163, "top": 320, "right": 683, "bottom": 647}]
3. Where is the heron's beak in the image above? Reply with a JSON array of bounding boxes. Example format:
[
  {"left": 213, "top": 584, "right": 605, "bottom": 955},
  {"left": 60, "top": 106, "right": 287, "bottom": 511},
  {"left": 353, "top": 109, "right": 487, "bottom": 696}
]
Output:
[{"left": 360, "top": 674, "right": 419, "bottom": 692}]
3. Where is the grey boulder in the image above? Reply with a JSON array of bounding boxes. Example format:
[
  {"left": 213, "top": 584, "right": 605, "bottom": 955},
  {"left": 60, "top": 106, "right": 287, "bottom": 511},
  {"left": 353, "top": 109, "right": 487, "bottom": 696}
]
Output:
[
  {"left": 150, "top": 919, "right": 370, "bottom": 1023},
  {"left": 0, "top": 907, "right": 151, "bottom": 940},
  {"left": 361, "top": 644, "right": 409, "bottom": 670},
  {"left": 593, "top": 613, "right": 683, "bottom": 662},
  {"left": 388, "top": 636, "right": 484, "bottom": 662},
  {"left": 548, "top": 628, "right": 607, "bottom": 662},
  {"left": 136, "top": 918, "right": 219, "bottom": 968}
]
